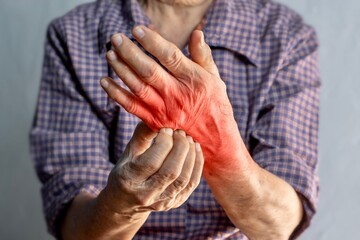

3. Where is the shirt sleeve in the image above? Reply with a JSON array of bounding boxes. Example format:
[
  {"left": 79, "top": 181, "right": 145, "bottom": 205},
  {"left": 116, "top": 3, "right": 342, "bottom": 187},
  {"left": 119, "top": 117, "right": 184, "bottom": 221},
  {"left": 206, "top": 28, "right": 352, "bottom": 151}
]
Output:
[
  {"left": 29, "top": 20, "right": 113, "bottom": 238},
  {"left": 249, "top": 24, "right": 320, "bottom": 237}
]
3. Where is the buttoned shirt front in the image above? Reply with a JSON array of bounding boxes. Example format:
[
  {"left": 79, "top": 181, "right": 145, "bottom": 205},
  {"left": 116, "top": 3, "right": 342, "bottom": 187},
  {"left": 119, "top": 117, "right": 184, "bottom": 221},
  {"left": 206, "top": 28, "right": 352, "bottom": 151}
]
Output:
[{"left": 30, "top": 0, "right": 320, "bottom": 239}]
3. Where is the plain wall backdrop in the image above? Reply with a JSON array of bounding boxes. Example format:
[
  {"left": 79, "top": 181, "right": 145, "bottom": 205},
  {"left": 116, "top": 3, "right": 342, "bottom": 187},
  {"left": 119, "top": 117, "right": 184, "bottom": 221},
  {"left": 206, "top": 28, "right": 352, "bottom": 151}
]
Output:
[{"left": 0, "top": 0, "right": 359, "bottom": 239}]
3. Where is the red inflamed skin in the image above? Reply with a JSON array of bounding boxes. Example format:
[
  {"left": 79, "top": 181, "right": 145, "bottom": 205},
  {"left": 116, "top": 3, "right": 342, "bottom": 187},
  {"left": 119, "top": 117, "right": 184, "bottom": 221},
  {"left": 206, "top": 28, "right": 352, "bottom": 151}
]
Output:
[{"left": 100, "top": 26, "right": 254, "bottom": 178}]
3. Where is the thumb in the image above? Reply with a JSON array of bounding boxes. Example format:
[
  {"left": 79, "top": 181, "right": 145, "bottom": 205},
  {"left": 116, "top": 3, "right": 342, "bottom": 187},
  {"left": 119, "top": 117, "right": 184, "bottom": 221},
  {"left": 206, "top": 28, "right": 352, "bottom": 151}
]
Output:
[
  {"left": 128, "top": 122, "right": 158, "bottom": 157},
  {"left": 189, "top": 30, "right": 220, "bottom": 77}
]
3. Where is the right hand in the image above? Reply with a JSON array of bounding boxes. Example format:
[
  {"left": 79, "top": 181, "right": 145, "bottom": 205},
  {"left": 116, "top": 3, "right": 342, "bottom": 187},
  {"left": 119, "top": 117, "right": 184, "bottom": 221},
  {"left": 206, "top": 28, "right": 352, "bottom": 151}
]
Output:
[
  {"left": 99, "top": 122, "right": 204, "bottom": 219},
  {"left": 100, "top": 27, "right": 243, "bottom": 173}
]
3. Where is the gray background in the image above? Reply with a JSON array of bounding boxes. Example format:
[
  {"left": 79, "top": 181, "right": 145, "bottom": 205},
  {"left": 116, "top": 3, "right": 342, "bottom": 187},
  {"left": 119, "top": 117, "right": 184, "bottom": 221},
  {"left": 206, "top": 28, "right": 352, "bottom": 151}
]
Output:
[{"left": 0, "top": 0, "right": 358, "bottom": 239}]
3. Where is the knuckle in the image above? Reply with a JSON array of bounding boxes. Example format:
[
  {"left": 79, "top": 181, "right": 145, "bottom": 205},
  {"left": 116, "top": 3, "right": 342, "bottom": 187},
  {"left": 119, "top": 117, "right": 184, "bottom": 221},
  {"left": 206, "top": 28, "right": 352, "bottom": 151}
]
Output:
[
  {"left": 143, "top": 162, "right": 159, "bottom": 174},
  {"left": 163, "top": 48, "right": 183, "bottom": 69},
  {"left": 136, "top": 85, "right": 151, "bottom": 100},
  {"left": 109, "top": 168, "right": 122, "bottom": 185},
  {"left": 143, "top": 63, "right": 162, "bottom": 83},
  {"left": 127, "top": 160, "right": 143, "bottom": 173},
  {"left": 111, "top": 169, "right": 133, "bottom": 192},
  {"left": 155, "top": 134, "right": 173, "bottom": 150},
  {"left": 127, "top": 158, "right": 158, "bottom": 175},
  {"left": 161, "top": 168, "right": 179, "bottom": 181},
  {"left": 125, "top": 98, "right": 138, "bottom": 114},
  {"left": 186, "top": 179, "right": 199, "bottom": 190},
  {"left": 175, "top": 136, "right": 190, "bottom": 151},
  {"left": 159, "top": 191, "right": 173, "bottom": 201},
  {"left": 142, "top": 63, "right": 156, "bottom": 78},
  {"left": 172, "top": 177, "right": 189, "bottom": 190},
  {"left": 147, "top": 151, "right": 165, "bottom": 163},
  {"left": 163, "top": 137, "right": 174, "bottom": 150}
]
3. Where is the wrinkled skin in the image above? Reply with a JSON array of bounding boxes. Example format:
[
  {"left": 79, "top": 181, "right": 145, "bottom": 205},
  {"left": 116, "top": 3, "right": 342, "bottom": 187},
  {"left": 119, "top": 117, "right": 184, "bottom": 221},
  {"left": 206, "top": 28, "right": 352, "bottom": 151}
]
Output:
[
  {"left": 101, "top": 26, "right": 245, "bottom": 173},
  {"left": 100, "top": 122, "right": 204, "bottom": 216}
]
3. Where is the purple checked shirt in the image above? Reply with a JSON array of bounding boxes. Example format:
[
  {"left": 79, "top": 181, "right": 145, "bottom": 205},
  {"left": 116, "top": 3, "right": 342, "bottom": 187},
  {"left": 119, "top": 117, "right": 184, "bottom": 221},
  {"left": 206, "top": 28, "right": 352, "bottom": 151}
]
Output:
[{"left": 30, "top": 0, "right": 320, "bottom": 239}]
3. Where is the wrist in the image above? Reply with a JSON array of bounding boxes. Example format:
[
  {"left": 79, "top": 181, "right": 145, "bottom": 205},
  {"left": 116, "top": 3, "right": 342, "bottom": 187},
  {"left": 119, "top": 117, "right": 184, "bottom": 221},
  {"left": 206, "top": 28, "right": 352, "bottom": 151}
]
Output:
[
  {"left": 97, "top": 187, "right": 150, "bottom": 225},
  {"left": 203, "top": 128, "right": 255, "bottom": 177},
  {"left": 204, "top": 153, "right": 261, "bottom": 195}
]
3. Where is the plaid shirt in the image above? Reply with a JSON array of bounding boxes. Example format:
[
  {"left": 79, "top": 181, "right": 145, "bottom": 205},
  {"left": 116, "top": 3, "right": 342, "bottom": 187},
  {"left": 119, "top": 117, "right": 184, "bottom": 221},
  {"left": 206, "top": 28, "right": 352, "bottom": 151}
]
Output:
[{"left": 30, "top": 0, "right": 320, "bottom": 239}]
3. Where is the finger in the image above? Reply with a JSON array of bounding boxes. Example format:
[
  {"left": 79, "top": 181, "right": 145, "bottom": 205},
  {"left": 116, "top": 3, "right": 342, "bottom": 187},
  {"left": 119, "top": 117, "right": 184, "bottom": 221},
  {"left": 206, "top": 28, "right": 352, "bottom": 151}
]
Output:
[
  {"left": 159, "top": 135, "right": 196, "bottom": 200},
  {"left": 100, "top": 77, "right": 153, "bottom": 123},
  {"left": 128, "top": 122, "right": 158, "bottom": 157},
  {"left": 132, "top": 25, "right": 194, "bottom": 78},
  {"left": 106, "top": 50, "right": 165, "bottom": 107},
  {"left": 147, "top": 130, "right": 190, "bottom": 193},
  {"left": 189, "top": 30, "right": 220, "bottom": 77},
  {"left": 110, "top": 33, "right": 169, "bottom": 90},
  {"left": 172, "top": 142, "right": 204, "bottom": 208},
  {"left": 127, "top": 128, "right": 174, "bottom": 181}
]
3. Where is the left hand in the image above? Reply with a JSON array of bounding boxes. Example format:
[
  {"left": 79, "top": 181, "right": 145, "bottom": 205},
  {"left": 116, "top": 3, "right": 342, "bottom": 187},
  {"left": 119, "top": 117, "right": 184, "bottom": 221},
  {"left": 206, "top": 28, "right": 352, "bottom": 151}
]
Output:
[{"left": 100, "top": 26, "right": 245, "bottom": 173}]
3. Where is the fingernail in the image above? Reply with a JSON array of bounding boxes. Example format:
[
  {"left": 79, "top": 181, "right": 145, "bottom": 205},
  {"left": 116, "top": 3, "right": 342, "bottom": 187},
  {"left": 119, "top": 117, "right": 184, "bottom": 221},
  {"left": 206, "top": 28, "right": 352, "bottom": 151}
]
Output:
[
  {"left": 186, "top": 136, "right": 194, "bottom": 143},
  {"left": 112, "top": 34, "right": 123, "bottom": 47},
  {"left": 160, "top": 128, "right": 173, "bottom": 136},
  {"left": 195, "top": 143, "right": 201, "bottom": 152},
  {"left": 176, "top": 130, "right": 186, "bottom": 136},
  {"left": 107, "top": 50, "right": 116, "bottom": 61},
  {"left": 133, "top": 26, "right": 145, "bottom": 39},
  {"left": 100, "top": 78, "right": 109, "bottom": 89}
]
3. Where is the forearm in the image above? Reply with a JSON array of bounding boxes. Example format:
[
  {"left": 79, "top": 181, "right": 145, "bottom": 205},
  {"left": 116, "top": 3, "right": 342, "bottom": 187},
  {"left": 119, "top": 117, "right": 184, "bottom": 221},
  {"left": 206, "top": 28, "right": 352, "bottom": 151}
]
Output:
[
  {"left": 204, "top": 141, "right": 303, "bottom": 239},
  {"left": 61, "top": 191, "right": 149, "bottom": 240},
  {"left": 241, "top": 167, "right": 303, "bottom": 239}
]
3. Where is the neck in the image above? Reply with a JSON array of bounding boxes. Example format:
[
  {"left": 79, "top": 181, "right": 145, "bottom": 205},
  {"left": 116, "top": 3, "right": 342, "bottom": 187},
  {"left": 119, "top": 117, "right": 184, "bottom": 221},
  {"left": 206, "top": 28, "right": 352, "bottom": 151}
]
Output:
[{"left": 139, "top": 0, "right": 212, "bottom": 48}]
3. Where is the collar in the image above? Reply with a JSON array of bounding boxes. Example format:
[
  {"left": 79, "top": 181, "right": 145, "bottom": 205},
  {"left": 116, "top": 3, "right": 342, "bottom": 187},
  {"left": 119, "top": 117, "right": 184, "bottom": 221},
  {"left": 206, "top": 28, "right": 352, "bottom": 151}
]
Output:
[
  {"left": 98, "top": 0, "right": 260, "bottom": 66},
  {"left": 98, "top": 0, "right": 151, "bottom": 53},
  {"left": 203, "top": 0, "right": 260, "bottom": 66}
]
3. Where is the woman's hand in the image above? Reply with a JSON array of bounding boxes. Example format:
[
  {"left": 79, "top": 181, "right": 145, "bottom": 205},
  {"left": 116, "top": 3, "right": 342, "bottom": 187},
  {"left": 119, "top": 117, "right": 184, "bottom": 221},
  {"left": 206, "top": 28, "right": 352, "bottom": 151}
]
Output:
[
  {"left": 100, "top": 26, "right": 246, "bottom": 173},
  {"left": 99, "top": 122, "right": 204, "bottom": 218}
]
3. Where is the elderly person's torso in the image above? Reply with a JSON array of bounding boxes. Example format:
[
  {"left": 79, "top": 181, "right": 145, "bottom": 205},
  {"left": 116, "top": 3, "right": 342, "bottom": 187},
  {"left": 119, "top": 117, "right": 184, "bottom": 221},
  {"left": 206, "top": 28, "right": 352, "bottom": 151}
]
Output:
[{"left": 30, "top": 0, "right": 320, "bottom": 239}]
